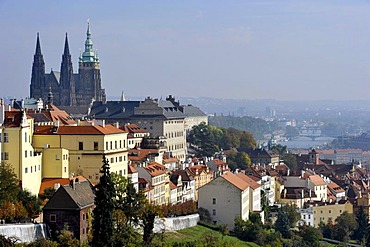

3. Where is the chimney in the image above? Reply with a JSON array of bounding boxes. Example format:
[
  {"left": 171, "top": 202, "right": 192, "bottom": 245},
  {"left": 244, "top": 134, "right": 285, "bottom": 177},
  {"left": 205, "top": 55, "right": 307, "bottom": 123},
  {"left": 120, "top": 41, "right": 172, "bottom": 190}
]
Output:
[{"left": 102, "top": 119, "right": 105, "bottom": 128}]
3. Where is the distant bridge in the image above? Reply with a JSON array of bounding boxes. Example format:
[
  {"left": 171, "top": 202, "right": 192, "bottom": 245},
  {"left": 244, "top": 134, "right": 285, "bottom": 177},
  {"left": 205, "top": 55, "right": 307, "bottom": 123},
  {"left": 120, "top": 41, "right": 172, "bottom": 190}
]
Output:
[{"left": 298, "top": 126, "right": 322, "bottom": 141}]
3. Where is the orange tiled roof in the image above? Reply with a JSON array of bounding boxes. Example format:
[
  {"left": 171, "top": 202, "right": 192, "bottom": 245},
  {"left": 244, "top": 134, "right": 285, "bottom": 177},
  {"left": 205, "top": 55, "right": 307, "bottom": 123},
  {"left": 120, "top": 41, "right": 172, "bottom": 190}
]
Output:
[
  {"left": 327, "top": 182, "right": 345, "bottom": 193},
  {"left": 235, "top": 173, "right": 261, "bottom": 190},
  {"left": 221, "top": 172, "right": 250, "bottom": 191},
  {"left": 145, "top": 162, "right": 166, "bottom": 177},
  {"left": 163, "top": 157, "right": 178, "bottom": 163},
  {"left": 128, "top": 165, "right": 138, "bottom": 174},
  {"left": 309, "top": 175, "right": 326, "bottom": 186},
  {"left": 39, "top": 176, "right": 87, "bottom": 195},
  {"left": 128, "top": 148, "right": 159, "bottom": 161},
  {"left": 169, "top": 181, "right": 177, "bottom": 190},
  {"left": 34, "top": 124, "right": 125, "bottom": 135}
]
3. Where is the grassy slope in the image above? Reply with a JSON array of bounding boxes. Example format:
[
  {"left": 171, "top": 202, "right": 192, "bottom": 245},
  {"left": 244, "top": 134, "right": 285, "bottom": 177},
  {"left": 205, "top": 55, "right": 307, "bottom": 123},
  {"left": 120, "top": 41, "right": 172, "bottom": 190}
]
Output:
[{"left": 157, "top": 225, "right": 260, "bottom": 247}]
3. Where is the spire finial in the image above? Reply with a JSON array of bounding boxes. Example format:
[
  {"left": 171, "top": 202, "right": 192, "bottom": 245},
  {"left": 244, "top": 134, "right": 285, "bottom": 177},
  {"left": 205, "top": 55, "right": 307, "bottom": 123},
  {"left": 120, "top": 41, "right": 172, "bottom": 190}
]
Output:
[
  {"left": 63, "top": 32, "right": 70, "bottom": 55},
  {"left": 35, "top": 33, "right": 42, "bottom": 55}
]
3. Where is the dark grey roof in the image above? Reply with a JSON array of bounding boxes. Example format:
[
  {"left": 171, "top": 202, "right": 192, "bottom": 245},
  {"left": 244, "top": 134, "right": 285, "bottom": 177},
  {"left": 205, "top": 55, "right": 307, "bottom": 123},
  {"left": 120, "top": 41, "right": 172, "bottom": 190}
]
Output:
[
  {"left": 89, "top": 101, "right": 140, "bottom": 119},
  {"left": 182, "top": 105, "right": 207, "bottom": 117},
  {"left": 27, "top": 112, "right": 51, "bottom": 123},
  {"left": 58, "top": 106, "right": 89, "bottom": 116},
  {"left": 43, "top": 180, "right": 95, "bottom": 210}
]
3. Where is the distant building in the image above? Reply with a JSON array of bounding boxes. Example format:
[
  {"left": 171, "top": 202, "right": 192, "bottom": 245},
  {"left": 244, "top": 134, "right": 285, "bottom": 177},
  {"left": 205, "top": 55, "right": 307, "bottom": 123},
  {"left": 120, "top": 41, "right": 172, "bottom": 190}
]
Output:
[{"left": 30, "top": 22, "right": 106, "bottom": 107}]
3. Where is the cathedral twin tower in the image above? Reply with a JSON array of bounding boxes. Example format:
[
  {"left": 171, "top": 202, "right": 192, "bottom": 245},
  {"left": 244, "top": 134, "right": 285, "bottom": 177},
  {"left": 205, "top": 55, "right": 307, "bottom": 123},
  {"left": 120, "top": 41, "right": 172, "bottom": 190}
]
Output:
[{"left": 30, "top": 22, "right": 106, "bottom": 107}]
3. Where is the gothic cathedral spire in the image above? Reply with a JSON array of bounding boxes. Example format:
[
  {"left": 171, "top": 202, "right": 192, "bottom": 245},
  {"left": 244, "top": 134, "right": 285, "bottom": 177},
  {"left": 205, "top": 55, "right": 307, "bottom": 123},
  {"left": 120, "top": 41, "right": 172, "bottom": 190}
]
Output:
[
  {"left": 60, "top": 33, "right": 77, "bottom": 106},
  {"left": 30, "top": 33, "right": 46, "bottom": 100}
]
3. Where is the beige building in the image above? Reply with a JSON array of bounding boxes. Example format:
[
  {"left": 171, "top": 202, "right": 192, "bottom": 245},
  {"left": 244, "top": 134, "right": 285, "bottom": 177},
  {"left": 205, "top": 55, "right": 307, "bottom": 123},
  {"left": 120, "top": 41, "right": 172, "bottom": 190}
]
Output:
[
  {"left": 1, "top": 110, "right": 43, "bottom": 195},
  {"left": 33, "top": 123, "right": 129, "bottom": 184},
  {"left": 307, "top": 200, "right": 353, "bottom": 227},
  {"left": 198, "top": 172, "right": 250, "bottom": 229}
]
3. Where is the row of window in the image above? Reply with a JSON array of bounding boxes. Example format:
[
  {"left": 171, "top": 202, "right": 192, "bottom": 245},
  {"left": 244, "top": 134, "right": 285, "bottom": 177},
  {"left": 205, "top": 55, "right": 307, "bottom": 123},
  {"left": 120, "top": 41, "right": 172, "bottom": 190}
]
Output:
[
  {"left": 0, "top": 132, "right": 30, "bottom": 143},
  {"left": 77, "top": 140, "right": 128, "bottom": 151},
  {"left": 165, "top": 131, "right": 184, "bottom": 138},
  {"left": 165, "top": 120, "right": 183, "bottom": 124},
  {"left": 168, "top": 143, "right": 185, "bottom": 151},
  {"left": 25, "top": 164, "right": 41, "bottom": 174},
  {"left": 110, "top": 155, "right": 126, "bottom": 164}
]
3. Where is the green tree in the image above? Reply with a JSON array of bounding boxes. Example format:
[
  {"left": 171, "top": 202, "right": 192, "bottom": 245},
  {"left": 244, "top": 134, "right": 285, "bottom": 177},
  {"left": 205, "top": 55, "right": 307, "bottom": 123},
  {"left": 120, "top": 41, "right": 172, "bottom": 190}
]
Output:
[
  {"left": 283, "top": 204, "right": 300, "bottom": 228},
  {"left": 282, "top": 153, "right": 297, "bottom": 173},
  {"left": 0, "top": 162, "right": 20, "bottom": 206},
  {"left": 334, "top": 211, "right": 357, "bottom": 242},
  {"left": 91, "top": 155, "right": 115, "bottom": 247},
  {"left": 227, "top": 151, "right": 251, "bottom": 171},
  {"left": 57, "top": 224, "right": 80, "bottom": 247},
  {"left": 141, "top": 201, "right": 161, "bottom": 246},
  {"left": 188, "top": 122, "right": 220, "bottom": 156},
  {"left": 299, "top": 225, "right": 322, "bottom": 247},
  {"left": 39, "top": 187, "right": 56, "bottom": 202},
  {"left": 275, "top": 209, "right": 290, "bottom": 238},
  {"left": 17, "top": 189, "right": 42, "bottom": 219},
  {"left": 354, "top": 206, "right": 368, "bottom": 244},
  {"left": 219, "top": 224, "right": 229, "bottom": 240}
]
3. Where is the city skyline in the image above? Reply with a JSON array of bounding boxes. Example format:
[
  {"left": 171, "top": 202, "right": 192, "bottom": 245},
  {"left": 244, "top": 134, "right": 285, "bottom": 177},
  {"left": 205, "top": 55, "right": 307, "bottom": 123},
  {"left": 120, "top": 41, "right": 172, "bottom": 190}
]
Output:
[{"left": 2, "top": 0, "right": 370, "bottom": 101}]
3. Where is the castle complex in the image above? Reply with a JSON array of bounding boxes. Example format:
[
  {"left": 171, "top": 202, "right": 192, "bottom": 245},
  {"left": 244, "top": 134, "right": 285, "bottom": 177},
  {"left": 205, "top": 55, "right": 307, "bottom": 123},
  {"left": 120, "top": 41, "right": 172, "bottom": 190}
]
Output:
[{"left": 30, "top": 22, "right": 106, "bottom": 107}]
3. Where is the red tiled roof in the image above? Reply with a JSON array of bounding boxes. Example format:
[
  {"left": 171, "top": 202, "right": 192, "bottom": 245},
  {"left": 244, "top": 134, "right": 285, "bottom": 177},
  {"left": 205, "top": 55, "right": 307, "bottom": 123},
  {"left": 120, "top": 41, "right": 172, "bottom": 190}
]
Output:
[
  {"left": 163, "top": 157, "right": 178, "bottom": 163},
  {"left": 145, "top": 162, "right": 166, "bottom": 177},
  {"left": 39, "top": 176, "right": 87, "bottom": 195},
  {"left": 128, "top": 165, "right": 138, "bottom": 174},
  {"left": 121, "top": 124, "right": 148, "bottom": 133},
  {"left": 34, "top": 124, "right": 125, "bottom": 135}
]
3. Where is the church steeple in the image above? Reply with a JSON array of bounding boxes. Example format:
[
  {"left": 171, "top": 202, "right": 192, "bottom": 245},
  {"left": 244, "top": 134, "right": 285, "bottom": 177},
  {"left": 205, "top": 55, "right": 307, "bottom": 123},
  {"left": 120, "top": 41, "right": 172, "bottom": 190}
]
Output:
[
  {"left": 79, "top": 20, "right": 99, "bottom": 64},
  {"left": 35, "top": 33, "right": 42, "bottom": 55},
  {"left": 60, "top": 33, "right": 76, "bottom": 106},
  {"left": 30, "top": 33, "right": 46, "bottom": 100}
]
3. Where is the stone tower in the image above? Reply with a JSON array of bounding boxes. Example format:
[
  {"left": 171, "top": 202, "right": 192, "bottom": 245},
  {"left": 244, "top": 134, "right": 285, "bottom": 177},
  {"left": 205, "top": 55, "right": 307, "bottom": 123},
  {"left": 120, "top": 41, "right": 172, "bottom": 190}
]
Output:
[
  {"left": 60, "top": 33, "right": 77, "bottom": 106},
  {"left": 77, "top": 21, "right": 106, "bottom": 106},
  {"left": 30, "top": 33, "right": 46, "bottom": 101}
]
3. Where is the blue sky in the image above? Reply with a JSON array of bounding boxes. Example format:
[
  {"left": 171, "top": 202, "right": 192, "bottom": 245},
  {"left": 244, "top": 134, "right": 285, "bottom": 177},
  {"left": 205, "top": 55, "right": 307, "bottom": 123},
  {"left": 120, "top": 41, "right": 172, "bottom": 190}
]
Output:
[{"left": 1, "top": 0, "right": 370, "bottom": 100}]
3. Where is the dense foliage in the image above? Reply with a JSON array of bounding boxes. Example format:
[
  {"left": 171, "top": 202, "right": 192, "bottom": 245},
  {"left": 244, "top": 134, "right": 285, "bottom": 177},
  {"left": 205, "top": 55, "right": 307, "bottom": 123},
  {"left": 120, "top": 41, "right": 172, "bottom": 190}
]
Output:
[
  {"left": 209, "top": 116, "right": 280, "bottom": 139},
  {"left": 188, "top": 122, "right": 256, "bottom": 158},
  {"left": 0, "top": 162, "right": 42, "bottom": 223}
]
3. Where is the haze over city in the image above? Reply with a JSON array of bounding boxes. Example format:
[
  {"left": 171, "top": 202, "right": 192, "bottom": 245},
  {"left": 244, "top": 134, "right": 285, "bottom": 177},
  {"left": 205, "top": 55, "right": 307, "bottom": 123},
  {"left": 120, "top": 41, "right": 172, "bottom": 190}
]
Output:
[{"left": 2, "top": 0, "right": 370, "bottom": 101}]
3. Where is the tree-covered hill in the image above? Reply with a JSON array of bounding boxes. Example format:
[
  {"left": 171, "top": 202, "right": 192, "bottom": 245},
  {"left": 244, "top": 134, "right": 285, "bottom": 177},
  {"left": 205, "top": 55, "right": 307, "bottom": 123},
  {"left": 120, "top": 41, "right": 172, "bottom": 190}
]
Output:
[{"left": 209, "top": 116, "right": 280, "bottom": 139}]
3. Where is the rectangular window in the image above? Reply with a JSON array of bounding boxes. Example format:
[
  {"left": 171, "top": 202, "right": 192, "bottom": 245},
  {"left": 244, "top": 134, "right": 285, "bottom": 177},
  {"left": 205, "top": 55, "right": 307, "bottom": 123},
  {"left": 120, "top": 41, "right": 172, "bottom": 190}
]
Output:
[
  {"left": 110, "top": 141, "right": 112, "bottom": 150},
  {"left": 25, "top": 151, "right": 27, "bottom": 158},
  {"left": 50, "top": 214, "right": 56, "bottom": 222},
  {"left": 213, "top": 198, "right": 216, "bottom": 205},
  {"left": 106, "top": 142, "right": 108, "bottom": 150},
  {"left": 25, "top": 167, "right": 28, "bottom": 173},
  {"left": 3, "top": 133, "right": 8, "bottom": 143},
  {"left": 94, "top": 142, "right": 99, "bottom": 151},
  {"left": 110, "top": 157, "right": 114, "bottom": 163},
  {"left": 115, "top": 141, "right": 117, "bottom": 149},
  {"left": 119, "top": 140, "right": 122, "bottom": 149},
  {"left": 55, "top": 155, "right": 60, "bottom": 160},
  {"left": 79, "top": 142, "right": 83, "bottom": 150},
  {"left": 213, "top": 209, "right": 216, "bottom": 216},
  {"left": 3, "top": 152, "right": 8, "bottom": 160},
  {"left": 31, "top": 166, "right": 33, "bottom": 173},
  {"left": 64, "top": 167, "right": 67, "bottom": 173},
  {"left": 0, "top": 133, "right": 2, "bottom": 142},
  {"left": 25, "top": 132, "right": 27, "bottom": 143},
  {"left": 119, "top": 156, "right": 122, "bottom": 162}
]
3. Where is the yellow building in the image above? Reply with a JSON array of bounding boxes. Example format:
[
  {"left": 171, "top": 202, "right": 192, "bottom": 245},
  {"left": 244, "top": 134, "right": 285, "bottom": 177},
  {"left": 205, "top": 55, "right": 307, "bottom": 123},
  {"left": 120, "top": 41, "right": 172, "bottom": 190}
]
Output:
[
  {"left": 33, "top": 123, "right": 129, "bottom": 184},
  {"left": 1, "top": 110, "right": 42, "bottom": 195},
  {"left": 308, "top": 200, "right": 353, "bottom": 227}
]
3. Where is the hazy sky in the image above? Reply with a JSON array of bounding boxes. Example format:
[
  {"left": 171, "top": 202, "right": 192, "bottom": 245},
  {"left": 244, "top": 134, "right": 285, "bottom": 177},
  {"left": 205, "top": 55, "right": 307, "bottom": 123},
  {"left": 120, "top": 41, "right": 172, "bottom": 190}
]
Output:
[{"left": 1, "top": 0, "right": 370, "bottom": 101}]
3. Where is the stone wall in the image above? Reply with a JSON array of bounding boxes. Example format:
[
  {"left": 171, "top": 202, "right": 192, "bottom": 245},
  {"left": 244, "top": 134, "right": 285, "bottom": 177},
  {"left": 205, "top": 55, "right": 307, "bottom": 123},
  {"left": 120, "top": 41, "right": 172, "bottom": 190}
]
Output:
[
  {"left": 0, "top": 223, "right": 47, "bottom": 243},
  {"left": 153, "top": 213, "right": 199, "bottom": 233}
]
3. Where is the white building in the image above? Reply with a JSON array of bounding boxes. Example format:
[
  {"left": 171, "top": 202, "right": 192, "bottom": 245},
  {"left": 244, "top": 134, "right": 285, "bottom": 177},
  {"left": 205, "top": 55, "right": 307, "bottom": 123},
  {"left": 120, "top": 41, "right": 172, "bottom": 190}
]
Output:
[{"left": 198, "top": 172, "right": 250, "bottom": 230}]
